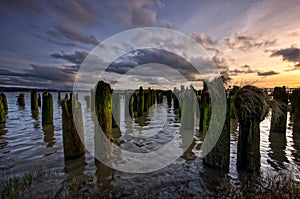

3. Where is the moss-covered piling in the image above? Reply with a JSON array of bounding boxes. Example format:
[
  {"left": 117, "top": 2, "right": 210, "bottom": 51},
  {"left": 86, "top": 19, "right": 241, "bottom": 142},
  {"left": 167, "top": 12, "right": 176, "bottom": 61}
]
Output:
[
  {"left": 95, "top": 81, "right": 112, "bottom": 140},
  {"left": 31, "top": 90, "right": 38, "bottom": 111},
  {"left": 62, "top": 98, "right": 85, "bottom": 158},
  {"left": 0, "top": 95, "right": 6, "bottom": 123},
  {"left": 270, "top": 86, "right": 288, "bottom": 133},
  {"left": 42, "top": 92, "right": 53, "bottom": 125},
  {"left": 0, "top": 93, "right": 8, "bottom": 113},
  {"left": 235, "top": 86, "right": 270, "bottom": 172}
]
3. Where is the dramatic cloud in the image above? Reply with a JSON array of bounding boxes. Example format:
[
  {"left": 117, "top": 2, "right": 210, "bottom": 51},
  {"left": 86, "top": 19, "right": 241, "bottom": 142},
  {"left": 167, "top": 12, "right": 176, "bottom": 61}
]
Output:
[
  {"left": 270, "top": 47, "right": 300, "bottom": 66},
  {"left": 47, "top": 22, "right": 99, "bottom": 45},
  {"left": 47, "top": 0, "right": 101, "bottom": 27},
  {"left": 229, "top": 64, "right": 257, "bottom": 76},
  {"left": 0, "top": 0, "right": 46, "bottom": 16},
  {"left": 257, "top": 70, "right": 279, "bottom": 76},
  {"left": 223, "top": 33, "right": 276, "bottom": 52},
  {"left": 105, "top": 48, "right": 200, "bottom": 81},
  {"left": 51, "top": 51, "right": 88, "bottom": 64},
  {"left": 191, "top": 32, "right": 217, "bottom": 47}
]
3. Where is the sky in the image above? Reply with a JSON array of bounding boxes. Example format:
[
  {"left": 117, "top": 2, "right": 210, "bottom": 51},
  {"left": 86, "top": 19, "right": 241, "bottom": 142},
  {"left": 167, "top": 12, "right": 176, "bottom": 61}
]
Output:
[{"left": 0, "top": 0, "right": 300, "bottom": 90}]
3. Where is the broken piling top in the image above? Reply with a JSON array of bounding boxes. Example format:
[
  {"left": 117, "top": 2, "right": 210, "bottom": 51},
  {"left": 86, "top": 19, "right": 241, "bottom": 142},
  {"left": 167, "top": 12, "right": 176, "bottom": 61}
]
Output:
[
  {"left": 95, "top": 80, "right": 112, "bottom": 140},
  {"left": 273, "top": 86, "right": 288, "bottom": 103},
  {"left": 42, "top": 92, "right": 53, "bottom": 125},
  {"left": 271, "top": 86, "right": 288, "bottom": 133},
  {"left": 31, "top": 90, "right": 38, "bottom": 111},
  {"left": 235, "top": 85, "right": 270, "bottom": 122},
  {"left": 0, "top": 93, "right": 8, "bottom": 113}
]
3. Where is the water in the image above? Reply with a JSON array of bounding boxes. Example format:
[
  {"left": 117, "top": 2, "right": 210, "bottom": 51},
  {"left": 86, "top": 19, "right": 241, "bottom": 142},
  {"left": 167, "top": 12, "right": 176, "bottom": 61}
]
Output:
[{"left": 0, "top": 92, "right": 299, "bottom": 197}]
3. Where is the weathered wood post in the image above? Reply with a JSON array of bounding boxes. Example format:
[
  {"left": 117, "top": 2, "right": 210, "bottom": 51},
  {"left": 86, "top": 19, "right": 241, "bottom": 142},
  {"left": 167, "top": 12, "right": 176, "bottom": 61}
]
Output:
[
  {"left": 84, "top": 95, "right": 91, "bottom": 109},
  {"left": 144, "top": 91, "right": 149, "bottom": 113},
  {"left": 203, "top": 98, "right": 230, "bottom": 170},
  {"left": 293, "top": 90, "right": 300, "bottom": 132},
  {"left": 290, "top": 89, "right": 299, "bottom": 114},
  {"left": 112, "top": 92, "right": 120, "bottom": 128},
  {"left": 235, "top": 86, "right": 270, "bottom": 172},
  {"left": 199, "top": 84, "right": 210, "bottom": 134},
  {"left": 229, "top": 86, "right": 239, "bottom": 119},
  {"left": 132, "top": 92, "right": 138, "bottom": 113},
  {"left": 0, "top": 93, "right": 8, "bottom": 113},
  {"left": 91, "top": 88, "right": 95, "bottom": 111},
  {"left": 58, "top": 92, "right": 61, "bottom": 101},
  {"left": 173, "top": 88, "right": 180, "bottom": 110},
  {"left": 64, "top": 94, "right": 68, "bottom": 100},
  {"left": 137, "top": 86, "right": 144, "bottom": 116},
  {"left": 42, "top": 92, "right": 53, "bottom": 125},
  {"left": 270, "top": 86, "right": 288, "bottom": 133},
  {"left": 17, "top": 93, "right": 25, "bottom": 106},
  {"left": 95, "top": 81, "right": 112, "bottom": 140},
  {"left": 181, "top": 90, "right": 194, "bottom": 129},
  {"left": 38, "top": 93, "right": 41, "bottom": 107},
  {"left": 62, "top": 97, "right": 85, "bottom": 158},
  {"left": 0, "top": 95, "right": 6, "bottom": 123},
  {"left": 166, "top": 90, "right": 172, "bottom": 107},
  {"left": 31, "top": 90, "right": 38, "bottom": 111}
]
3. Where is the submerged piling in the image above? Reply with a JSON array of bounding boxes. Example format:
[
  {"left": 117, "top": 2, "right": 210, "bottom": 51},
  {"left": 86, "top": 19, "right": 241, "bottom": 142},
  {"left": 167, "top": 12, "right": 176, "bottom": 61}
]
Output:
[
  {"left": 31, "top": 90, "right": 38, "bottom": 111},
  {"left": 235, "top": 86, "right": 270, "bottom": 172},
  {"left": 42, "top": 92, "right": 53, "bottom": 125},
  {"left": 95, "top": 81, "right": 112, "bottom": 140},
  {"left": 62, "top": 97, "right": 85, "bottom": 158},
  {"left": 270, "top": 86, "right": 288, "bottom": 133},
  {"left": 1, "top": 93, "right": 8, "bottom": 113}
]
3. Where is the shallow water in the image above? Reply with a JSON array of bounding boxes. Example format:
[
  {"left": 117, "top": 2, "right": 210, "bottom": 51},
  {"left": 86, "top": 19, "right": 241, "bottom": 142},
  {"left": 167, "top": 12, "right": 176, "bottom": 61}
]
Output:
[{"left": 0, "top": 92, "right": 299, "bottom": 197}]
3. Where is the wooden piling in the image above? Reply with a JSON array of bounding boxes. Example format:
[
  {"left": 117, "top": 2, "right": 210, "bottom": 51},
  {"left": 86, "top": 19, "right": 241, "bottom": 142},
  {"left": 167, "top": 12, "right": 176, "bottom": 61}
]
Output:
[
  {"left": 31, "top": 90, "right": 38, "bottom": 111},
  {"left": 95, "top": 81, "right": 112, "bottom": 140},
  {"left": 42, "top": 92, "right": 53, "bottom": 125},
  {"left": 137, "top": 86, "right": 144, "bottom": 116},
  {"left": 112, "top": 93, "right": 120, "bottom": 128},
  {"left": 62, "top": 98, "right": 85, "bottom": 158},
  {"left": 17, "top": 93, "right": 25, "bottom": 106},
  {"left": 199, "top": 84, "right": 210, "bottom": 134},
  {"left": 229, "top": 86, "right": 239, "bottom": 119},
  {"left": 181, "top": 90, "right": 194, "bottom": 129},
  {"left": 293, "top": 89, "right": 300, "bottom": 132},
  {"left": 270, "top": 86, "right": 288, "bottom": 133},
  {"left": 84, "top": 95, "right": 91, "bottom": 109},
  {"left": 0, "top": 93, "right": 8, "bottom": 113},
  {"left": 0, "top": 95, "right": 6, "bottom": 123},
  {"left": 38, "top": 93, "right": 41, "bottom": 107},
  {"left": 166, "top": 90, "right": 172, "bottom": 107},
  {"left": 235, "top": 86, "right": 270, "bottom": 172},
  {"left": 203, "top": 98, "right": 230, "bottom": 170}
]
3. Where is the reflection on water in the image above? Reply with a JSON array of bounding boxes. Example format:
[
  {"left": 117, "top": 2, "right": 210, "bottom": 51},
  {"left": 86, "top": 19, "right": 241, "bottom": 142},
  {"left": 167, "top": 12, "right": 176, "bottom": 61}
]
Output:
[{"left": 0, "top": 92, "right": 300, "bottom": 197}]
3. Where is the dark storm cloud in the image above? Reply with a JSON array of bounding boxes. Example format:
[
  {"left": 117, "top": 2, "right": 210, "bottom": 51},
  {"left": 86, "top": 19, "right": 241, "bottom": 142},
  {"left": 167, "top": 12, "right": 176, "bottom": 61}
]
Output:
[
  {"left": 47, "top": 22, "right": 99, "bottom": 45},
  {"left": 47, "top": 0, "right": 101, "bottom": 27},
  {"left": 223, "top": 33, "right": 276, "bottom": 51},
  {"left": 0, "top": 64, "right": 79, "bottom": 89},
  {"left": 105, "top": 48, "right": 199, "bottom": 80},
  {"left": 51, "top": 51, "right": 89, "bottom": 64},
  {"left": 270, "top": 47, "right": 300, "bottom": 66},
  {"left": 257, "top": 70, "right": 279, "bottom": 76}
]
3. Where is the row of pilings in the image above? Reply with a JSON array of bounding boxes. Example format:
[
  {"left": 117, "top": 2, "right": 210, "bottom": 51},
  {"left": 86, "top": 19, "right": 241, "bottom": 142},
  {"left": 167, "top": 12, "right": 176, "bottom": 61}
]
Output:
[{"left": 0, "top": 83, "right": 299, "bottom": 172}]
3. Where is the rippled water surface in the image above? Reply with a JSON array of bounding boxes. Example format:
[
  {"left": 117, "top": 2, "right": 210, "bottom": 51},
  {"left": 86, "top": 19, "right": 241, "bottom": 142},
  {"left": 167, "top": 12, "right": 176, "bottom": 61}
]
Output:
[{"left": 0, "top": 92, "right": 299, "bottom": 197}]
